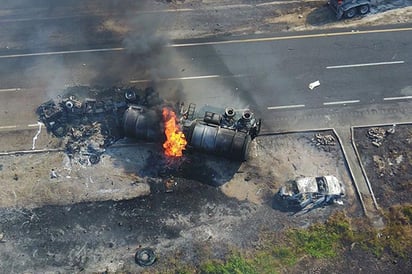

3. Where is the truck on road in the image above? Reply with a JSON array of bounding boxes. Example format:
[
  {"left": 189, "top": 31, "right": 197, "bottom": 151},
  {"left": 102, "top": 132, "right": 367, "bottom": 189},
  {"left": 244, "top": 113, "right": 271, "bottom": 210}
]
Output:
[{"left": 329, "top": 0, "right": 371, "bottom": 19}]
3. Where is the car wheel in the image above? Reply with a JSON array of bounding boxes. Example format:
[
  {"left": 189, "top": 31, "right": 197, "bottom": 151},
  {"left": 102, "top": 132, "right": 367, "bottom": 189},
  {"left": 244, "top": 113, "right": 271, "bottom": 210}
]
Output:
[
  {"left": 358, "top": 4, "right": 370, "bottom": 15},
  {"left": 344, "top": 8, "right": 356, "bottom": 18}
]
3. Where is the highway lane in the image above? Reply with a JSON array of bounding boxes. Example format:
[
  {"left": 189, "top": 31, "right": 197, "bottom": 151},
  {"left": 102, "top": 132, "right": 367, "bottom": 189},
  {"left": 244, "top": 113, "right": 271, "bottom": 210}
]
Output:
[
  {"left": 168, "top": 29, "right": 412, "bottom": 109},
  {"left": 0, "top": 27, "right": 411, "bottom": 134}
]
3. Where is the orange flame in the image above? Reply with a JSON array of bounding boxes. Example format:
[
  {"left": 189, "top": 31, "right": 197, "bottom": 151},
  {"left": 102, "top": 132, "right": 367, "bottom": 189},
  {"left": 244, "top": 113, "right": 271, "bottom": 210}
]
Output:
[{"left": 162, "top": 107, "right": 187, "bottom": 157}]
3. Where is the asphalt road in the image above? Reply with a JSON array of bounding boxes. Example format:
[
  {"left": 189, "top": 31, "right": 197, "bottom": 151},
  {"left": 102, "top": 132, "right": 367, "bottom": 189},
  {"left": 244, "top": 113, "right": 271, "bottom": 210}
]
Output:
[
  {"left": 0, "top": 1, "right": 411, "bottom": 134},
  {"left": 0, "top": 26, "right": 411, "bottom": 133}
]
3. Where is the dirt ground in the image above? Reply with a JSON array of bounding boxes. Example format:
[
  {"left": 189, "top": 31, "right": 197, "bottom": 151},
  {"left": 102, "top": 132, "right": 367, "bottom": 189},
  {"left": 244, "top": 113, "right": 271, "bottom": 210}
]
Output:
[
  {"left": 0, "top": 127, "right": 358, "bottom": 272},
  {"left": 2, "top": 123, "right": 410, "bottom": 273},
  {"left": 354, "top": 124, "right": 412, "bottom": 208},
  {"left": 116, "top": 1, "right": 412, "bottom": 40}
]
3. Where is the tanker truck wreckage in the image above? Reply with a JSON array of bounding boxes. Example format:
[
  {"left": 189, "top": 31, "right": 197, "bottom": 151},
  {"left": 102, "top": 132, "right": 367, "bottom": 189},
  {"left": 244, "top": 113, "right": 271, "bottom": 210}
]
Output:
[{"left": 37, "top": 86, "right": 261, "bottom": 165}]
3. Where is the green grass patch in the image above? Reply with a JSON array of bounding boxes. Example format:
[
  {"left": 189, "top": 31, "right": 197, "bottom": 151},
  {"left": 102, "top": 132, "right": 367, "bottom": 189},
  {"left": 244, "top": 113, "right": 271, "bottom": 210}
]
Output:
[
  {"left": 287, "top": 211, "right": 353, "bottom": 259},
  {"left": 166, "top": 205, "right": 412, "bottom": 273},
  {"left": 201, "top": 254, "right": 257, "bottom": 274}
]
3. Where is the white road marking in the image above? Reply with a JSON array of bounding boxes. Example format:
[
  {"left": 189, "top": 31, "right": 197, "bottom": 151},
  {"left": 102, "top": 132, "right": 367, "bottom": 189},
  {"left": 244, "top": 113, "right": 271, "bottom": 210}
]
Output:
[
  {"left": 0, "top": 123, "right": 43, "bottom": 130},
  {"left": 28, "top": 123, "right": 44, "bottom": 127},
  {"left": 267, "top": 104, "right": 305, "bottom": 110},
  {"left": 130, "top": 74, "right": 244, "bottom": 83},
  {"left": 323, "top": 100, "right": 360, "bottom": 105},
  {"left": 326, "top": 61, "right": 405, "bottom": 69},
  {"left": 383, "top": 95, "right": 412, "bottom": 101},
  {"left": 169, "top": 28, "right": 412, "bottom": 47},
  {"left": 0, "top": 28, "right": 411, "bottom": 59},
  {"left": 0, "top": 88, "right": 21, "bottom": 92},
  {"left": 31, "top": 122, "right": 43, "bottom": 150},
  {"left": 0, "top": 48, "right": 124, "bottom": 59},
  {"left": 0, "top": 125, "right": 17, "bottom": 129}
]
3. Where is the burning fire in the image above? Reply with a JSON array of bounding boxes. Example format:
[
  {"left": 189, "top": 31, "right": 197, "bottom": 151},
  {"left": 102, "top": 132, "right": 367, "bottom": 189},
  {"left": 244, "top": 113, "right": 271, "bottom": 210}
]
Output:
[{"left": 162, "top": 107, "right": 187, "bottom": 157}]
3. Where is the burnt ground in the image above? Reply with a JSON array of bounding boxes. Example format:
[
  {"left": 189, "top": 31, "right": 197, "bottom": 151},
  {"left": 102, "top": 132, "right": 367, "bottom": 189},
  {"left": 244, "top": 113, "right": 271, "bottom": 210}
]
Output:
[
  {"left": 354, "top": 124, "right": 412, "bottom": 208},
  {"left": 0, "top": 181, "right": 344, "bottom": 273},
  {"left": 0, "top": 87, "right": 409, "bottom": 273},
  {"left": 3, "top": 125, "right": 411, "bottom": 273},
  {"left": 0, "top": 129, "right": 356, "bottom": 273}
]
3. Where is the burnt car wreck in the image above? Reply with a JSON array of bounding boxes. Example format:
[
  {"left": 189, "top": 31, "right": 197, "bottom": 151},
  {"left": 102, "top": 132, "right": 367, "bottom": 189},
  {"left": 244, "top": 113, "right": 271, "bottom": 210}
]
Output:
[
  {"left": 273, "top": 175, "right": 345, "bottom": 213},
  {"left": 37, "top": 86, "right": 261, "bottom": 162}
]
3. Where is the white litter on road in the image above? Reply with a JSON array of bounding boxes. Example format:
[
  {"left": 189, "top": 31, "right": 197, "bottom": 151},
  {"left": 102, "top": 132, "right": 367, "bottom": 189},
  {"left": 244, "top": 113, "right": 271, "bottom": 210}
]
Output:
[
  {"left": 31, "top": 122, "right": 42, "bottom": 150},
  {"left": 308, "top": 80, "right": 320, "bottom": 90}
]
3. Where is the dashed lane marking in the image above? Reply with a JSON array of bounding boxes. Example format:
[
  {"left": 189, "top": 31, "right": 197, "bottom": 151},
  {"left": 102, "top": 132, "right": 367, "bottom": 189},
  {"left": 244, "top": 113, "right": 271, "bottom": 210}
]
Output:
[
  {"left": 267, "top": 104, "right": 305, "bottom": 110},
  {"left": 326, "top": 61, "right": 405, "bottom": 69},
  {"left": 130, "top": 74, "right": 245, "bottom": 83},
  {"left": 0, "top": 88, "right": 22, "bottom": 92},
  {"left": 383, "top": 95, "right": 412, "bottom": 101},
  {"left": 323, "top": 100, "right": 360, "bottom": 105}
]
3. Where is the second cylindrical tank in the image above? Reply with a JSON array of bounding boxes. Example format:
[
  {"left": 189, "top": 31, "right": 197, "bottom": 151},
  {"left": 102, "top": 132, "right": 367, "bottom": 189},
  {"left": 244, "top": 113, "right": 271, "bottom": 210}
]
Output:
[{"left": 184, "top": 122, "right": 251, "bottom": 161}]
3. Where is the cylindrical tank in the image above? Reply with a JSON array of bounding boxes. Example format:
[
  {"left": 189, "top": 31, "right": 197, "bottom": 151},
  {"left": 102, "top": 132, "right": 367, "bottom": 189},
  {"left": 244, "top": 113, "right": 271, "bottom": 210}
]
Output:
[
  {"left": 185, "top": 122, "right": 252, "bottom": 161},
  {"left": 123, "top": 106, "right": 162, "bottom": 141}
]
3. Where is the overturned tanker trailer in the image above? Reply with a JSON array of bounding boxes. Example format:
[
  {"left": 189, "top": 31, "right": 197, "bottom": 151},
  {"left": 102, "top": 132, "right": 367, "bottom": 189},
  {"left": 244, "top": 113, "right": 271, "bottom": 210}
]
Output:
[
  {"left": 181, "top": 106, "right": 261, "bottom": 161},
  {"left": 37, "top": 86, "right": 261, "bottom": 162},
  {"left": 123, "top": 102, "right": 261, "bottom": 161}
]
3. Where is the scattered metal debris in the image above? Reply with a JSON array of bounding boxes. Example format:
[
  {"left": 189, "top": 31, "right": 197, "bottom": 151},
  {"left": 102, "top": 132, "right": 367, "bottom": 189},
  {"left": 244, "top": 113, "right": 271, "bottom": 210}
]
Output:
[
  {"left": 311, "top": 133, "right": 336, "bottom": 152},
  {"left": 367, "top": 125, "right": 395, "bottom": 147},
  {"left": 50, "top": 169, "right": 58, "bottom": 179},
  {"left": 164, "top": 178, "right": 176, "bottom": 193},
  {"left": 37, "top": 86, "right": 139, "bottom": 165},
  {"left": 312, "top": 133, "right": 336, "bottom": 146},
  {"left": 308, "top": 80, "right": 320, "bottom": 90},
  {"left": 135, "top": 248, "right": 156, "bottom": 267}
]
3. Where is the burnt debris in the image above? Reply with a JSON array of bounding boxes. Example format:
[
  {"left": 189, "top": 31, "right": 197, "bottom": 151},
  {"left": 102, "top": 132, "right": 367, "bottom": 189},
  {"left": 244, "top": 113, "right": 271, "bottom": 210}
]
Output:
[
  {"left": 367, "top": 125, "right": 396, "bottom": 148},
  {"left": 37, "top": 86, "right": 162, "bottom": 164}
]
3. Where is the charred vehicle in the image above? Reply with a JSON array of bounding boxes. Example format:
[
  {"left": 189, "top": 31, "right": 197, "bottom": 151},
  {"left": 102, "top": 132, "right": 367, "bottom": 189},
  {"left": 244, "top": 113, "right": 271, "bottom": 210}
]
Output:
[
  {"left": 328, "top": 0, "right": 371, "bottom": 19},
  {"left": 275, "top": 175, "right": 345, "bottom": 212}
]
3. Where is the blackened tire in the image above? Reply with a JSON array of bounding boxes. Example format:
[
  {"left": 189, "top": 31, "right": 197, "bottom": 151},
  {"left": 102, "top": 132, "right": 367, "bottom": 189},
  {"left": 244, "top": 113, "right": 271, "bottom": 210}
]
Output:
[
  {"left": 125, "top": 90, "right": 137, "bottom": 102},
  {"left": 135, "top": 248, "right": 156, "bottom": 267},
  {"left": 358, "top": 4, "right": 370, "bottom": 15},
  {"left": 344, "top": 8, "right": 356, "bottom": 18},
  {"left": 89, "top": 154, "right": 100, "bottom": 165}
]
